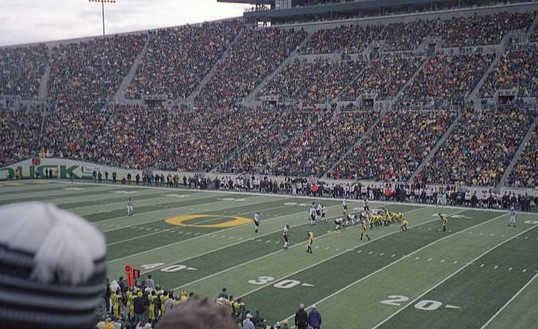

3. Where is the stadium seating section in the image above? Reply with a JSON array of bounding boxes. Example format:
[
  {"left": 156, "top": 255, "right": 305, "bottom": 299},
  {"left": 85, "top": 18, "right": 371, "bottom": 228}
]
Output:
[{"left": 1, "top": 8, "right": 537, "bottom": 188}]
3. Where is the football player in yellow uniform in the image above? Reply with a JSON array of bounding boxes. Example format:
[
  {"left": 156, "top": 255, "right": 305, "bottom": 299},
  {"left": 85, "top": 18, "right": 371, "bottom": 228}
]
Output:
[
  {"left": 159, "top": 290, "right": 168, "bottom": 318},
  {"left": 399, "top": 218, "right": 409, "bottom": 231},
  {"left": 438, "top": 213, "right": 448, "bottom": 232},
  {"left": 369, "top": 212, "right": 383, "bottom": 228},
  {"left": 178, "top": 289, "right": 189, "bottom": 304},
  {"left": 391, "top": 211, "right": 403, "bottom": 222},
  {"left": 306, "top": 231, "right": 314, "bottom": 254},
  {"left": 382, "top": 207, "right": 392, "bottom": 226},
  {"left": 360, "top": 220, "right": 371, "bottom": 241},
  {"left": 148, "top": 291, "right": 157, "bottom": 323},
  {"left": 111, "top": 290, "right": 122, "bottom": 320},
  {"left": 127, "top": 290, "right": 135, "bottom": 321}
]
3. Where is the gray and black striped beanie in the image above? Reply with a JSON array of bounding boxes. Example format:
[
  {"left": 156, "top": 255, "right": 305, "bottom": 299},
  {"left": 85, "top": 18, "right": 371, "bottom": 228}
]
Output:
[{"left": 0, "top": 202, "right": 107, "bottom": 329}]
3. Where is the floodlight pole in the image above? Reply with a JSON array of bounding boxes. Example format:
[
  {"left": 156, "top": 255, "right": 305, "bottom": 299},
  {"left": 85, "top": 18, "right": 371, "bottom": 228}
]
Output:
[{"left": 89, "top": 0, "right": 116, "bottom": 37}]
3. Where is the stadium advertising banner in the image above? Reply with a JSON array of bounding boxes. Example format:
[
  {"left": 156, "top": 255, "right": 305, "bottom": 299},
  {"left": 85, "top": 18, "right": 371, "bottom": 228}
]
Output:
[{"left": 0, "top": 158, "right": 132, "bottom": 181}]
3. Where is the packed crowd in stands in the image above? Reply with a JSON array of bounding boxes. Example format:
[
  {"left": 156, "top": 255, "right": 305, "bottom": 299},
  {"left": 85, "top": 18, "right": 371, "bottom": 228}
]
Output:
[
  {"left": 530, "top": 25, "right": 538, "bottom": 42},
  {"left": 480, "top": 45, "right": 538, "bottom": 98},
  {"left": 329, "top": 110, "right": 457, "bottom": 182},
  {"left": 298, "top": 24, "right": 382, "bottom": 55},
  {"left": 377, "top": 20, "right": 434, "bottom": 51},
  {"left": 339, "top": 54, "right": 425, "bottom": 101},
  {"left": 0, "top": 105, "right": 42, "bottom": 167},
  {"left": 195, "top": 27, "right": 307, "bottom": 105},
  {"left": 400, "top": 52, "right": 494, "bottom": 106},
  {"left": 126, "top": 21, "right": 242, "bottom": 100},
  {"left": 0, "top": 44, "right": 48, "bottom": 99},
  {"left": 258, "top": 58, "right": 364, "bottom": 106},
  {"left": 40, "top": 103, "right": 168, "bottom": 170},
  {"left": 508, "top": 125, "right": 537, "bottom": 188},
  {"left": 155, "top": 105, "right": 270, "bottom": 172},
  {"left": 48, "top": 34, "right": 146, "bottom": 106},
  {"left": 1, "top": 9, "right": 538, "bottom": 190},
  {"left": 431, "top": 12, "right": 536, "bottom": 47},
  {"left": 218, "top": 108, "right": 320, "bottom": 174},
  {"left": 418, "top": 107, "right": 535, "bottom": 186},
  {"left": 296, "top": 11, "right": 535, "bottom": 56},
  {"left": 269, "top": 109, "right": 379, "bottom": 177},
  {"left": 258, "top": 58, "right": 324, "bottom": 102}
]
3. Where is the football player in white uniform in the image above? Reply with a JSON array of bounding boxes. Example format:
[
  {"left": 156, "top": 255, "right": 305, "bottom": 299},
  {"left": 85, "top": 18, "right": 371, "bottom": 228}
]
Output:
[{"left": 253, "top": 212, "right": 261, "bottom": 233}]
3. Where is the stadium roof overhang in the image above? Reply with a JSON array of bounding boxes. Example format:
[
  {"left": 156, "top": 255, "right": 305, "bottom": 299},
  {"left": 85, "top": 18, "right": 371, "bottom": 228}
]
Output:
[
  {"left": 239, "top": 0, "right": 447, "bottom": 20},
  {"left": 217, "top": 0, "right": 273, "bottom": 4}
]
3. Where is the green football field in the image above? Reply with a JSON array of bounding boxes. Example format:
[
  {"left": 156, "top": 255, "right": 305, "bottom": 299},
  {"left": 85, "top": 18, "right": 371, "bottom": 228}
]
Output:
[{"left": 1, "top": 180, "right": 537, "bottom": 329}]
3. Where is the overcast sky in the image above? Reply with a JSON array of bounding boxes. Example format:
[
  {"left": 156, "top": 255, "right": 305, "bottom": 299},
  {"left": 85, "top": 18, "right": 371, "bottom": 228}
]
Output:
[{"left": 0, "top": 0, "right": 251, "bottom": 47}]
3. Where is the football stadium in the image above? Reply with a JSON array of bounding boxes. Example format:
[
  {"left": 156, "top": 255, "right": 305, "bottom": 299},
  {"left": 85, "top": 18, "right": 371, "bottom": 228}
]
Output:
[{"left": 1, "top": 0, "right": 537, "bottom": 328}]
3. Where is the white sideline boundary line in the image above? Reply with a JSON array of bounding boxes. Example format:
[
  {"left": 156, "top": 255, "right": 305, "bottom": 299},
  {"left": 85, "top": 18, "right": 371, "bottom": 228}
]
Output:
[
  {"left": 107, "top": 201, "right": 315, "bottom": 246},
  {"left": 52, "top": 179, "right": 538, "bottom": 215},
  {"left": 279, "top": 211, "right": 510, "bottom": 327},
  {"left": 370, "top": 225, "right": 537, "bottom": 329},
  {"left": 479, "top": 272, "right": 538, "bottom": 329},
  {"left": 98, "top": 193, "right": 260, "bottom": 231},
  {"left": 109, "top": 208, "right": 312, "bottom": 265},
  {"left": 170, "top": 207, "right": 442, "bottom": 292},
  {"left": 109, "top": 191, "right": 462, "bottom": 265}
]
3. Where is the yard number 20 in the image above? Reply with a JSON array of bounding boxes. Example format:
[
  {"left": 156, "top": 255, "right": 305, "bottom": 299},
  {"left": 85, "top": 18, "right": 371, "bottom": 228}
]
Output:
[{"left": 380, "top": 295, "right": 443, "bottom": 311}]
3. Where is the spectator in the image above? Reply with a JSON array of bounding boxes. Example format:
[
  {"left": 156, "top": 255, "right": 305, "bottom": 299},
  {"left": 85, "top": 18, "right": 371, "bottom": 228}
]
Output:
[
  {"left": 0, "top": 44, "right": 48, "bottom": 99},
  {"left": 308, "top": 305, "right": 322, "bottom": 329},
  {"left": 299, "top": 24, "right": 382, "bottom": 55},
  {"left": 127, "top": 21, "right": 242, "bottom": 100},
  {"left": 196, "top": 27, "right": 307, "bottom": 105},
  {"left": 431, "top": 12, "right": 535, "bottom": 48},
  {"left": 48, "top": 34, "right": 146, "bottom": 107},
  {"left": 419, "top": 107, "right": 533, "bottom": 186},
  {"left": 340, "top": 54, "right": 424, "bottom": 101},
  {"left": 401, "top": 52, "right": 494, "bottom": 106},
  {"left": 508, "top": 125, "right": 537, "bottom": 188},
  {"left": 331, "top": 110, "right": 456, "bottom": 182},
  {"left": 243, "top": 313, "right": 256, "bottom": 329},
  {"left": 0, "top": 202, "right": 106, "bottom": 329},
  {"left": 145, "top": 275, "right": 155, "bottom": 290},
  {"left": 155, "top": 297, "right": 237, "bottom": 329},
  {"left": 480, "top": 45, "right": 538, "bottom": 98},
  {"left": 294, "top": 303, "right": 308, "bottom": 329}
]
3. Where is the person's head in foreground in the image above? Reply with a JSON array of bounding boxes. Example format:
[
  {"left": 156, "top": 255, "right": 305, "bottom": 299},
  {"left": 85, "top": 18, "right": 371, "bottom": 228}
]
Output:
[
  {"left": 156, "top": 297, "right": 237, "bottom": 329},
  {"left": 0, "top": 202, "right": 107, "bottom": 329}
]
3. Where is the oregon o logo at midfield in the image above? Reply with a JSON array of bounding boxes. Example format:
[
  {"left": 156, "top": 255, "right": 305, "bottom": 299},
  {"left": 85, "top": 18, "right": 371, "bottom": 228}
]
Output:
[{"left": 165, "top": 214, "right": 251, "bottom": 228}]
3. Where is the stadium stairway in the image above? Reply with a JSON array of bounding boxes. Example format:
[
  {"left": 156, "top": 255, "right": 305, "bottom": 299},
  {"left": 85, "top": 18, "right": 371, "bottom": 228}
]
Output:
[
  {"left": 188, "top": 28, "right": 246, "bottom": 104},
  {"left": 113, "top": 34, "right": 152, "bottom": 102},
  {"left": 392, "top": 51, "right": 430, "bottom": 104},
  {"left": 210, "top": 124, "right": 267, "bottom": 174},
  {"left": 332, "top": 55, "right": 370, "bottom": 104},
  {"left": 242, "top": 33, "right": 313, "bottom": 105},
  {"left": 498, "top": 116, "right": 537, "bottom": 188},
  {"left": 323, "top": 109, "right": 387, "bottom": 179},
  {"left": 467, "top": 35, "right": 513, "bottom": 107},
  {"left": 38, "top": 46, "right": 52, "bottom": 101},
  {"left": 528, "top": 12, "right": 538, "bottom": 38},
  {"left": 407, "top": 109, "right": 464, "bottom": 184}
]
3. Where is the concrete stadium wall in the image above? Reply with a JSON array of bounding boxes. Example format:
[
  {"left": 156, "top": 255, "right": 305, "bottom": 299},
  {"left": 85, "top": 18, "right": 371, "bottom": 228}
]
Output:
[{"left": 2, "top": 158, "right": 536, "bottom": 197}]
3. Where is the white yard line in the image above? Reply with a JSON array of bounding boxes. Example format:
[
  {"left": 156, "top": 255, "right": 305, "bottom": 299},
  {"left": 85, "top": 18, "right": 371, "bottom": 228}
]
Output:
[
  {"left": 370, "top": 225, "right": 537, "bottom": 329},
  {"left": 171, "top": 208, "right": 466, "bottom": 292},
  {"left": 479, "top": 272, "right": 538, "bottom": 329},
  {"left": 279, "top": 211, "right": 509, "bottom": 327},
  {"left": 108, "top": 202, "right": 351, "bottom": 265},
  {"left": 107, "top": 202, "right": 313, "bottom": 246}
]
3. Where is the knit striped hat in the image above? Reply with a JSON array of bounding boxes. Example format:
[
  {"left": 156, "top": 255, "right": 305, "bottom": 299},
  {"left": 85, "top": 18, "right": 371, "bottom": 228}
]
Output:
[{"left": 0, "top": 202, "right": 107, "bottom": 329}]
